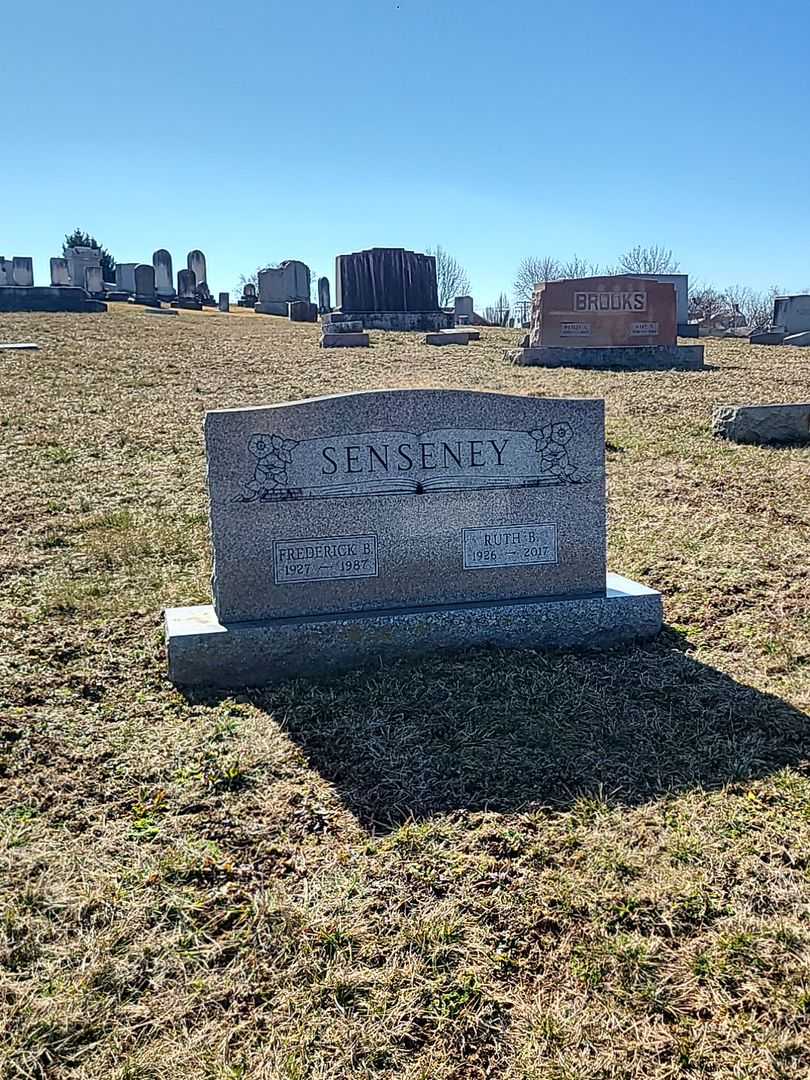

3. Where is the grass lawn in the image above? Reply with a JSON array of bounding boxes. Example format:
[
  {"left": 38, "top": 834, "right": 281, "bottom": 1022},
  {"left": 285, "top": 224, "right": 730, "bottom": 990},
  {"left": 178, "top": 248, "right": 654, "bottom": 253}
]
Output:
[{"left": 1, "top": 304, "right": 809, "bottom": 1079}]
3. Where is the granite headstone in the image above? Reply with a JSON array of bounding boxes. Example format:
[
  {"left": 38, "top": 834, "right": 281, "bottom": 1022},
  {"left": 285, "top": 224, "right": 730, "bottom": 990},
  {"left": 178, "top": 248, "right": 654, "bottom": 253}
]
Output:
[
  {"left": 153, "top": 249, "right": 175, "bottom": 298},
  {"left": 165, "top": 389, "right": 661, "bottom": 685},
  {"left": 50, "top": 257, "right": 70, "bottom": 286}
]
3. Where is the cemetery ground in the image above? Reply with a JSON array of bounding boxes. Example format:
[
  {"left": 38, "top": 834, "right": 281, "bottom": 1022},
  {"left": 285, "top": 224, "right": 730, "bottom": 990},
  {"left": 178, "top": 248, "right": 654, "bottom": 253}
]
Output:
[{"left": 2, "top": 303, "right": 809, "bottom": 1080}]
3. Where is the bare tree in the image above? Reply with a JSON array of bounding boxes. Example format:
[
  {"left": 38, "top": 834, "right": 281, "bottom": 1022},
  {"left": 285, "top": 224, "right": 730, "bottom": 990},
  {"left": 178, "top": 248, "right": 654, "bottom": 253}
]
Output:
[
  {"left": 484, "top": 292, "right": 511, "bottom": 326},
  {"left": 688, "top": 283, "right": 726, "bottom": 323},
  {"left": 237, "top": 264, "right": 272, "bottom": 298},
  {"left": 426, "top": 246, "right": 470, "bottom": 307},
  {"left": 618, "top": 245, "right": 679, "bottom": 274},
  {"left": 513, "top": 256, "right": 561, "bottom": 301},
  {"left": 559, "top": 254, "right": 595, "bottom": 279}
]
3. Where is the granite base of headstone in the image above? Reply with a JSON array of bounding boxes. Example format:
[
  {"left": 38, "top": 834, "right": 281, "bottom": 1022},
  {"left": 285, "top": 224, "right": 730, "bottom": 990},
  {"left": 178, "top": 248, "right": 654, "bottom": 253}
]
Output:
[
  {"left": 165, "top": 388, "right": 662, "bottom": 687},
  {"left": 320, "top": 332, "right": 370, "bottom": 348},
  {"left": 749, "top": 330, "right": 785, "bottom": 346},
  {"left": 507, "top": 344, "right": 705, "bottom": 370},
  {"left": 713, "top": 402, "right": 810, "bottom": 445},
  {"left": 289, "top": 300, "right": 318, "bottom": 322},
  {"left": 0, "top": 286, "right": 107, "bottom": 313},
  {"left": 784, "top": 331, "right": 810, "bottom": 347}
]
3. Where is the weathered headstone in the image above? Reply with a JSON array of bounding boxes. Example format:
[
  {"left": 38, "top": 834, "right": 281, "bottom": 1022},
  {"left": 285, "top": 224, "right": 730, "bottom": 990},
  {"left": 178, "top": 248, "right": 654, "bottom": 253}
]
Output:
[
  {"left": 318, "top": 276, "right": 331, "bottom": 313},
  {"left": 165, "top": 389, "right": 662, "bottom": 686},
  {"left": 289, "top": 300, "right": 318, "bottom": 322},
  {"left": 187, "top": 250, "right": 207, "bottom": 288},
  {"left": 65, "top": 246, "right": 101, "bottom": 291},
  {"left": 218, "top": 292, "right": 230, "bottom": 312},
  {"left": 713, "top": 403, "right": 810, "bottom": 445},
  {"left": 0, "top": 258, "right": 12, "bottom": 285},
  {"left": 772, "top": 294, "right": 810, "bottom": 336},
  {"left": 50, "top": 258, "right": 70, "bottom": 286},
  {"left": 178, "top": 268, "right": 196, "bottom": 297},
  {"left": 132, "top": 264, "right": 157, "bottom": 305},
  {"left": 255, "top": 260, "right": 311, "bottom": 316},
  {"left": 454, "top": 296, "right": 474, "bottom": 321},
  {"left": 333, "top": 248, "right": 452, "bottom": 331},
  {"left": 85, "top": 266, "right": 104, "bottom": 296},
  {"left": 171, "top": 268, "right": 202, "bottom": 310},
  {"left": 116, "top": 263, "right": 138, "bottom": 293},
  {"left": 239, "top": 282, "right": 257, "bottom": 308},
  {"left": 153, "top": 249, "right": 175, "bottom": 298},
  {"left": 12, "top": 258, "right": 34, "bottom": 287}
]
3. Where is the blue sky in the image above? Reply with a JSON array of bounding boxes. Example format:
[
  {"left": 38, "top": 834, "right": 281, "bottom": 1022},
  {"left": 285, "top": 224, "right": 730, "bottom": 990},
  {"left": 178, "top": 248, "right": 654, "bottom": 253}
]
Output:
[{"left": 4, "top": 0, "right": 809, "bottom": 304}]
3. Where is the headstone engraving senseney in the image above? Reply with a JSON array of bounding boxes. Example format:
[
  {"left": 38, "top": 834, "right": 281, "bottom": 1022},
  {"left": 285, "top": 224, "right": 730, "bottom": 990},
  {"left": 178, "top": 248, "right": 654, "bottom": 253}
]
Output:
[
  {"left": 166, "top": 389, "right": 661, "bottom": 685},
  {"left": 206, "top": 390, "right": 606, "bottom": 621}
]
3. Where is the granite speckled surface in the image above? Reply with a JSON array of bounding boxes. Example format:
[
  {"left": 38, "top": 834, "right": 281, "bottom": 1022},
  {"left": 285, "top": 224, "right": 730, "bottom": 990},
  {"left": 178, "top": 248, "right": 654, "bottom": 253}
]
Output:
[
  {"left": 165, "top": 573, "right": 663, "bottom": 688},
  {"left": 712, "top": 403, "right": 810, "bottom": 445},
  {"left": 506, "top": 345, "right": 705, "bottom": 370},
  {"left": 205, "top": 390, "right": 606, "bottom": 622}
]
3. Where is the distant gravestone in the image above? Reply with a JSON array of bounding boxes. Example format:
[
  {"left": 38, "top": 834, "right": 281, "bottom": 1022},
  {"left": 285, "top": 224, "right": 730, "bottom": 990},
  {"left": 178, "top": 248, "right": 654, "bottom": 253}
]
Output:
[
  {"left": 772, "top": 294, "right": 810, "bottom": 336},
  {"left": 454, "top": 296, "right": 474, "bottom": 321},
  {"left": 508, "top": 276, "right": 704, "bottom": 370},
  {"left": 85, "top": 266, "right": 104, "bottom": 296},
  {"left": 133, "top": 264, "right": 157, "bottom": 304},
  {"left": 12, "top": 257, "right": 34, "bottom": 287},
  {"left": 334, "top": 248, "right": 451, "bottom": 331},
  {"left": 65, "top": 246, "right": 101, "bottom": 291},
  {"left": 255, "top": 260, "right": 311, "bottom": 315},
  {"left": 165, "top": 388, "right": 662, "bottom": 686},
  {"left": 318, "top": 276, "right": 331, "bottom": 313},
  {"left": 50, "top": 258, "right": 70, "bottom": 286},
  {"left": 172, "top": 268, "right": 202, "bottom": 310},
  {"left": 187, "top": 250, "right": 207, "bottom": 287},
  {"left": 218, "top": 292, "right": 230, "bottom": 312},
  {"left": 238, "top": 283, "right": 257, "bottom": 308},
  {"left": 178, "top": 268, "right": 196, "bottom": 297},
  {"left": 116, "top": 263, "right": 138, "bottom": 293},
  {"left": 289, "top": 300, "right": 318, "bottom": 322},
  {"left": 153, "top": 249, "right": 175, "bottom": 298},
  {"left": 0, "top": 258, "right": 12, "bottom": 285}
]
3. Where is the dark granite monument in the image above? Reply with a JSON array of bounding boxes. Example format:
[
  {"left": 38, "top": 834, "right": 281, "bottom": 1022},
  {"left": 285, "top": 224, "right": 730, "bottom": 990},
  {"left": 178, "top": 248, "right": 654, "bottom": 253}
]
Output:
[
  {"left": 165, "top": 388, "right": 661, "bottom": 686},
  {"left": 333, "top": 248, "right": 452, "bottom": 331}
]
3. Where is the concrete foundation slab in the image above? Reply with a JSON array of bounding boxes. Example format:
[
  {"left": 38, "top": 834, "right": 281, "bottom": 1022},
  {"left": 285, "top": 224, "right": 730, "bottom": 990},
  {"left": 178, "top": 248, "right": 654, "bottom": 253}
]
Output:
[
  {"left": 165, "top": 573, "right": 662, "bottom": 688},
  {"left": 425, "top": 332, "right": 474, "bottom": 345},
  {"left": 255, "top": 301, "right": 289, "bottom": 316},
  {"left": 0, "top": 286, "right": 106, "bottom": 314},
  {"left": 320, "top": 332, "right": 370, "bottom": 347},
  {"left": 506, "top": 344, "right": 705, "bottom": 370},
  {"left": 750, "top": 330, "right": 786, "bottom": 346}
]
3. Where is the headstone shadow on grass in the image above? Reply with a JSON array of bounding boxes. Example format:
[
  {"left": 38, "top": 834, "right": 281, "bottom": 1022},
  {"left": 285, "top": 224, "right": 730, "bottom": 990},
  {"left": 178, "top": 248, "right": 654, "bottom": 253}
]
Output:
[{"left": 183, "top": 629, "right": 809, "bottom": 832}]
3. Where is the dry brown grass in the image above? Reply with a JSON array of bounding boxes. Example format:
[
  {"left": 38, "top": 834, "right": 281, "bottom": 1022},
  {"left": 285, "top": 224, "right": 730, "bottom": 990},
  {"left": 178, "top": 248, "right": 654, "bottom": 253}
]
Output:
[{"left": 1, "top": 304, "right": 809, "bottom": 1079}]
